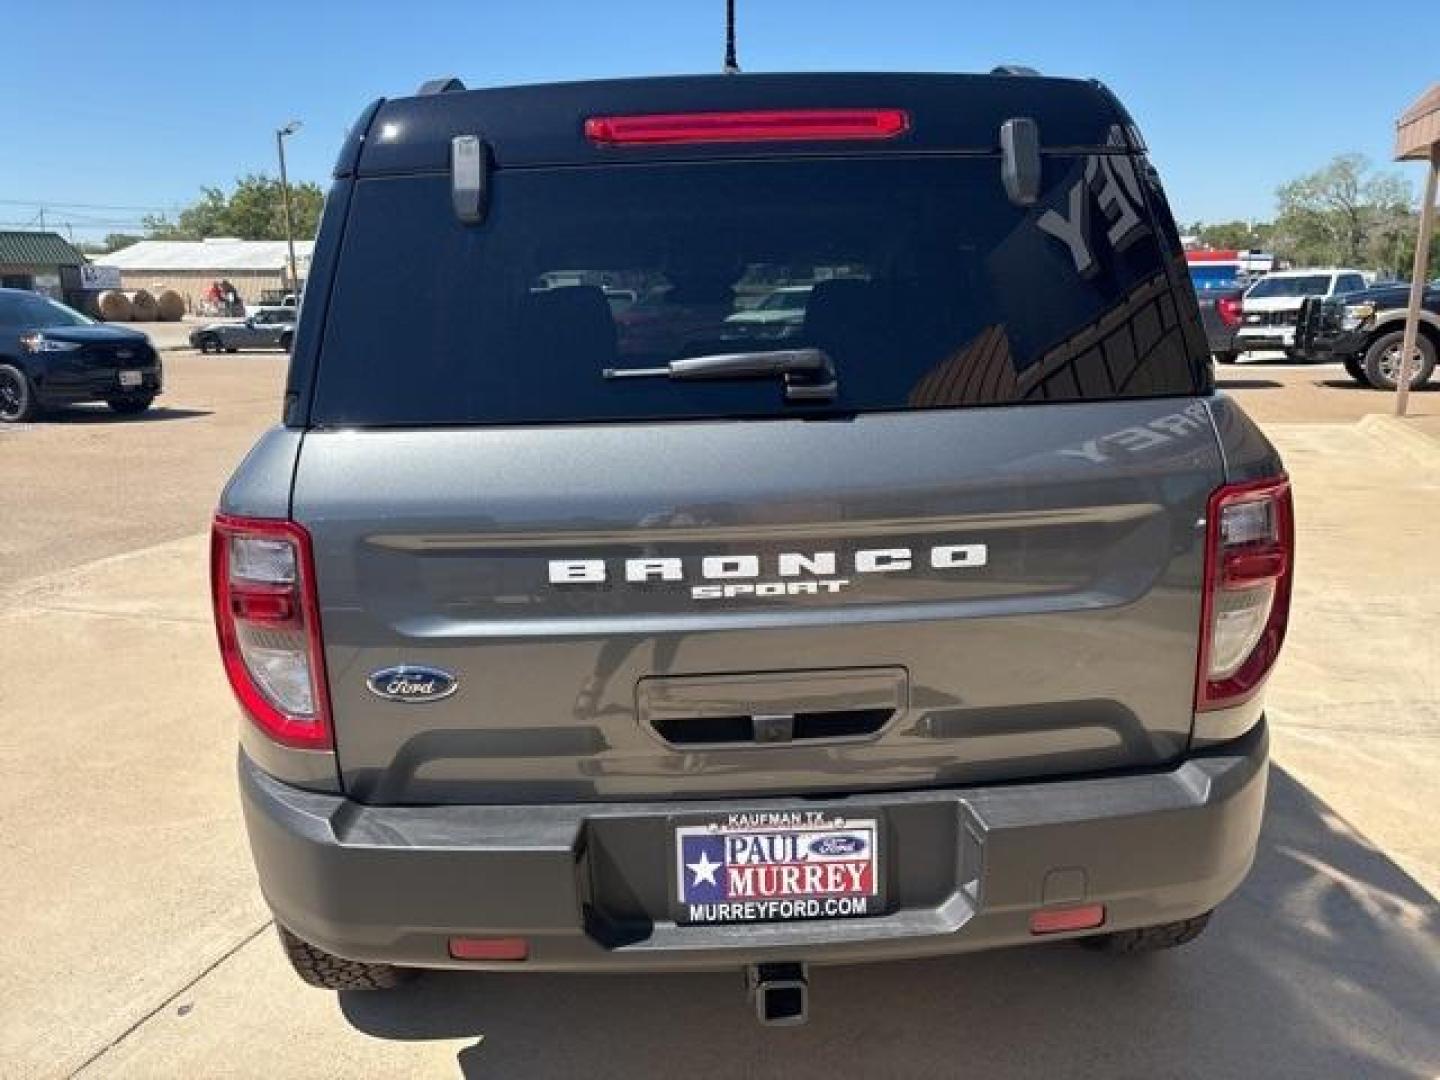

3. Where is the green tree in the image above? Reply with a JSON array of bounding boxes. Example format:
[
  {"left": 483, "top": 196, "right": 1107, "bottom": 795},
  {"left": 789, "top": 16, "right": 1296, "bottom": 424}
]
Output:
[
  {"left": 1273, "top": 154, "right": 1413, "bottom": 268},
  {"left": 89, "top": 232, "right": 141, "bottom": 253},
  {"left": 1195, "top": 220, "right": 1274, "bottom": 251},
  {"left": 141, "top": 175, "right": 324, "bottom": 241}
]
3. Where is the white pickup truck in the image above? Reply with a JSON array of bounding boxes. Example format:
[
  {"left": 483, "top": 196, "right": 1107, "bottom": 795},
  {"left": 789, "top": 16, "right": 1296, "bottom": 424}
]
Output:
[{"left": 1237, "top": 268, "right": 1368, "bottom": 358}]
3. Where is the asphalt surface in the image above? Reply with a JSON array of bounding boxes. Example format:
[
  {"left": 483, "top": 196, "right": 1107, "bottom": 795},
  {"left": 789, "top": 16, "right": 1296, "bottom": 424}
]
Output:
[{"left": 1, "top": 351, "right": 1437, "bottom": 1078}]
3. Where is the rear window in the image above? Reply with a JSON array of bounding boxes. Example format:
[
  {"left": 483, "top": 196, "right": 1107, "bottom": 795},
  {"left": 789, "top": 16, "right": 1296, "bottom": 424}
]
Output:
[{"left": 313, "top": 156, "right": 1206, "bottom": 426}]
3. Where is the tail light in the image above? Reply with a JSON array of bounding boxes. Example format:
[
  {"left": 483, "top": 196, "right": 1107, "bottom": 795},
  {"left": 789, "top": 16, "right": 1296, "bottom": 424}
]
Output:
[
  {"left": 584, "top": 108, "right": 909, "bottom": 146},
  {"left": 211, "top": 514, "right": 332, "bottom": 749},
  {"left": 1196, "top": 478, "right": 1294, "bottom": 712},
  {"left": 1217, "top": 296, "right": 1243, "bottom": 328}
]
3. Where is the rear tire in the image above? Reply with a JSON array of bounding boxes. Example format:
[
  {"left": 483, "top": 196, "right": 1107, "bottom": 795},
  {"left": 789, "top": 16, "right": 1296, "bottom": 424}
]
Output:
[
  {"left": 1362, "top": 330, "right": 1437, "bottom": 391},
  {"left": 276, "top": 925, "right": 416, "bottom": 990},
  {"left": 1079, "top": 911, "right": 1212, "bottom": 953},
  {"left": 0, "top": 364, "right": 38, "bottom": 423},
  {"left": 279, "top": 332, "right": 294, "bottom": 353},
  {"left": 1214, "top": 351, "right": 1239, "bottom": 365}
]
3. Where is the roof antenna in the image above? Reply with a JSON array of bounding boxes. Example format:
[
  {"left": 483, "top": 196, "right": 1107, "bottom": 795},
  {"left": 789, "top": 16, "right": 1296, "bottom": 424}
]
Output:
[{"left": 723, "top": 0, "right": 740, "bottom": 73}]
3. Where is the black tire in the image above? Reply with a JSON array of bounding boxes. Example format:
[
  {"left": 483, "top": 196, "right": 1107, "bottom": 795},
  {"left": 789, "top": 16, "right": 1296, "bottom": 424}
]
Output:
[
  {"left": 224, "top": 346, "right": 239, "bottom": 354},
  {"left": 1362, "top": 330, "right": 1437, "bottom": 391},
  {"left": 276, "top": 925, "right": 416, "bottom": 990},
  {"left": 1342, "top": 356, "right": 1369, "bottom": 385},
  {"left": 0, "top": 363, "right": 38, "bottom": 423},
  {"left": 106, "top": 393, "right": 154, "bottom": 415},
  {"left": 1214, "top": 351, "right": 1239, "bottom": 365},
  {"left": 1080, "top": 911, "right": 1212, "bottom": 954},
  {"left": 279, "top": 332, "right": 294, "bottom": 353},
  {"left": 198, "top": 334, "right": 222, "bottom": 354}
]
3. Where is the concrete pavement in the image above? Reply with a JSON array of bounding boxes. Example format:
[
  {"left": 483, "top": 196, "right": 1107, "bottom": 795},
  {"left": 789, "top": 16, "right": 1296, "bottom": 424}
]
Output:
[{"left": 0, "top": 354, "right": 1436, "bottom": 1077}]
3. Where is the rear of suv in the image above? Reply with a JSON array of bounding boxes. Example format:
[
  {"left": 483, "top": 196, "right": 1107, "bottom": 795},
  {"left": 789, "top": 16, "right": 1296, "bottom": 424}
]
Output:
[{"left": 215, "top": 72, "right": 1289, "bottom": 1022}]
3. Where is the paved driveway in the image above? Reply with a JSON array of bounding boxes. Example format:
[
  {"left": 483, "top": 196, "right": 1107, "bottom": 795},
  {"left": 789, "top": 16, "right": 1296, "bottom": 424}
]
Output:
[{"left": 1, "top": 354, "right": 1436, "bottom": 1077}]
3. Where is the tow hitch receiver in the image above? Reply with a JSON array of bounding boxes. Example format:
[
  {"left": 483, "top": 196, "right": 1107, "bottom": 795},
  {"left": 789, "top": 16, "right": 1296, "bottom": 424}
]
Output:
[{"left": 747, "top": 963, "right": 809, "bottom": 1027}]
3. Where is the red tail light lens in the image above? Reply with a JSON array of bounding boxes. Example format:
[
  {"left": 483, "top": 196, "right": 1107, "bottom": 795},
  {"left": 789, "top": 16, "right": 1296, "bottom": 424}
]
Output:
[
  {"left": 211, "top": 514, "right": 332, "bottom": 750},
  {"left": 1196, "top": 478, "right": 1294, "bottom": 712},
  {"left": 1217, "top": 296, "right": 1243, "bottom": 328},
  {"left": 584, "top": 108, "right": 910, "bottom": 146}
]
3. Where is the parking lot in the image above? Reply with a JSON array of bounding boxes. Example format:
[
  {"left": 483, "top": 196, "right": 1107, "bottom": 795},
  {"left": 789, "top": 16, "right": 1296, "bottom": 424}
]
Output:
[{"left": 2, "top": 350, "right": 1438, "bottom": 1078}]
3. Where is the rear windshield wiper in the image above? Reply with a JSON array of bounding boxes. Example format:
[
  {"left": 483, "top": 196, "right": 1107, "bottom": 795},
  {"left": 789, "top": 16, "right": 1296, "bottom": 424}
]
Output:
[{"left": 603, "top": 348, "right": 837, "bottom": 402}]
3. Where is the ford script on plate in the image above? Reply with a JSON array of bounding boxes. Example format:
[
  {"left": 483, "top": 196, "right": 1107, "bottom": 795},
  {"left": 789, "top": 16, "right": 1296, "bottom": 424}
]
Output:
[{"left": 674, "top": 811, "right": 882, "bottom": 925}]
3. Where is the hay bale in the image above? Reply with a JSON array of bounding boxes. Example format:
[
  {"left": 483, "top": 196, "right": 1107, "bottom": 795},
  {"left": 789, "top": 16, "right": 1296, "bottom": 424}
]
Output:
[
  {"left": 127, "top": 289, "right": 159, "bottom": 322},
  {"left": 155, "top": 289, "right": 186, "bottom": 322},
  {"left": 97, "top": 290, "right": 133, "bottom": 322}
]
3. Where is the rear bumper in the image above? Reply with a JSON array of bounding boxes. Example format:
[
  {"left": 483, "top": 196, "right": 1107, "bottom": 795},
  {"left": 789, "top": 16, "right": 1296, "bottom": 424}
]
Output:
[{"left": 240, "top": 721, "right": 1268, "bottom": 972}]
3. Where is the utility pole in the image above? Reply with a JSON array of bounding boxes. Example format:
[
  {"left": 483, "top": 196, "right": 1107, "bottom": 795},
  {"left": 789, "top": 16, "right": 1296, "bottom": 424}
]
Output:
[
  {"left": 724, "top": 0, "right": 740, "bottom": 74},
  {"left": 276, "top": 121, "right": 303, "bottom": 298}
]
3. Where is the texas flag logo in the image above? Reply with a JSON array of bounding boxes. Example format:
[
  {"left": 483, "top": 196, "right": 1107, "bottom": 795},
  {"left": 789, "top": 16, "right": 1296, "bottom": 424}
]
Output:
[{"left": 676, "top": 818, "right": 879, "bottom": 922}]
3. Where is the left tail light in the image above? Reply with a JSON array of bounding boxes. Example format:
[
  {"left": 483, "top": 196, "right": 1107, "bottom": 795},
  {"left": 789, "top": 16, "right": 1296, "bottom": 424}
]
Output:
[
  {"left": 1217, "top": 295, "right": 1243, "bottom": 328},
  {"left": 1195, "top": 478, "right": 1294, "bottom": 712},
  {"left": 211, "top": 514, "right": 332, "bottom": 749}
]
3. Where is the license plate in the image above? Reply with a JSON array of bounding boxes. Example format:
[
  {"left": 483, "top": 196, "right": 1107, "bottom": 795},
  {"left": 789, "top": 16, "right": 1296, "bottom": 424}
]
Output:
[
  {"left": 118, "top": 371, "right": 142, "bottom": 388},
  {"left": 674, "top": 812, "right": 882, "bottom": 925}
]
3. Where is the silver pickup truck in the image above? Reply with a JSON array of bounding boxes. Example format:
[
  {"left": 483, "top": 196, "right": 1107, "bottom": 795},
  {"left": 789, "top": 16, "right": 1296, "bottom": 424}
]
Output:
[{"left": 213, "top": 70, "right": 1291, "bottom": 1027}]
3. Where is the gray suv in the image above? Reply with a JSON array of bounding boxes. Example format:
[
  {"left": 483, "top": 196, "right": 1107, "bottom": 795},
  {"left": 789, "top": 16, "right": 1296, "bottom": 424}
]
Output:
[{"left": 214, "top": 71, "right": 1290, "bottom": 1026}]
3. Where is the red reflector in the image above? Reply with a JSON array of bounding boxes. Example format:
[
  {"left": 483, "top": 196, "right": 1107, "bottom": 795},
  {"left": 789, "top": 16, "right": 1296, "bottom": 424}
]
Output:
[
  {"left": 230, "top": 583, "right": 298, "bottom": 626},
  {"left": 448, "top": 936, "right": 529, "bottom": 961},
  {"left": 584, "top": 108, "right": 910, "bottom": 146},
  {"left": 1030, "top": 904, "right": 1106, "bottom": 935}
]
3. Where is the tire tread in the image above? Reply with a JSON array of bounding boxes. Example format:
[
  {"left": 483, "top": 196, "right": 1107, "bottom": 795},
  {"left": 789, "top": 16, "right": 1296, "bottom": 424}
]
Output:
[
  {"left": 1080, "top": 911, "right": 1212, "bottom": 954},
  {"left": 276, "top": 926, "right": 415, "bottom": 990}
]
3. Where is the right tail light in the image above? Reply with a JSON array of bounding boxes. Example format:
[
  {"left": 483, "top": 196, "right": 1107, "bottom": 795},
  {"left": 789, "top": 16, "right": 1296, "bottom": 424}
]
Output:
[{"left": 1196, "top": 477, "right": 1294, "bottom": 712}]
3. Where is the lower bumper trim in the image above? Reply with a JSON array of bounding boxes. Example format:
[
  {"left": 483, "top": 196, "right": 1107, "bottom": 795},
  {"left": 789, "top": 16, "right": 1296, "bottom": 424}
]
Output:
[{"left": 240, "top": 722, "right": 1268, "bottom": 971}]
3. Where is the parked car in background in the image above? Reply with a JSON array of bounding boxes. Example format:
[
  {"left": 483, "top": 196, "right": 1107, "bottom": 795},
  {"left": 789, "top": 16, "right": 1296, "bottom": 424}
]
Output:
[
  {"left": 190, "top": 307, "right": 296, "bottom": 353},
  {"left": 723, "top": 284, "right": 813, "bottom": 340},
  {"left": 1187, "top": 263, "right": 1245, "bottom": 363},
  {"left": 0, "top": 287, "right": 161, "bottom": 422},
  {"left": 1236, "top": 269, "right": 1367, "bottom": 358},
  {"left": 1296, "top": 280, "right": 1440, "bottom": 389}
]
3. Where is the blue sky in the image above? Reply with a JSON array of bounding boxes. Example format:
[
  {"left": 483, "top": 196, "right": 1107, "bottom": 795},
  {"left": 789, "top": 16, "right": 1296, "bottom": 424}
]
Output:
[{"left": 2, "top": 0, "right": 1432, "bottom": 240}]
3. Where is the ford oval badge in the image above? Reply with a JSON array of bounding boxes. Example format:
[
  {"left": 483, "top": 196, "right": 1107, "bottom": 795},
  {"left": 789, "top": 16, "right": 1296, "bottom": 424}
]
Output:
[
  {"left": 809, "top": 834, "right": 866, "bottom": 858},
  {"left": 366, "top": 665, "right": 459, "bottom": 704}
]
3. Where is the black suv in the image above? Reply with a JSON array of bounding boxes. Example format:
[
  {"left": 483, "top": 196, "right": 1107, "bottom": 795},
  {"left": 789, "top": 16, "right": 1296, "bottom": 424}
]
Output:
[
  {"left": 0, "top": 288, "right": 162, "bottom": 422},
  {"left": 1296, "top": 282, "right": 1440, "bottom": 389}
]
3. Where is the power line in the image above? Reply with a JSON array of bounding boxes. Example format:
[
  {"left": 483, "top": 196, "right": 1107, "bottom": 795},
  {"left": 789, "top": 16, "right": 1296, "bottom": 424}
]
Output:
[{"left": 0, "top": 197, "right": 181, "bottom": 212}]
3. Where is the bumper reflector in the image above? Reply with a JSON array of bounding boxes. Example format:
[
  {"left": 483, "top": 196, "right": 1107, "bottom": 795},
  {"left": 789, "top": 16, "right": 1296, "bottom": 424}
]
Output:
[
  {"left": 1029, "top": 904, "right": 1106, "bottom": 935},
  {"left": 448, "top": 936, "right": 530, "bottom": 961}
]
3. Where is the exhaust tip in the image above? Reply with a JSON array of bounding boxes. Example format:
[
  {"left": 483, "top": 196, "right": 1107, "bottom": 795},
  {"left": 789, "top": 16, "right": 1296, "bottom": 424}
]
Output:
[{"left": 748, "top": 963, "right": 809, "bottom": 1027}]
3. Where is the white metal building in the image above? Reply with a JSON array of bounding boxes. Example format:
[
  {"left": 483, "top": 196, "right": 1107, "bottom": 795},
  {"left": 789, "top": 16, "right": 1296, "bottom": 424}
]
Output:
[{"left": 95, "top": 238, "right": 315, "bottom": 311}]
